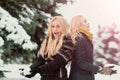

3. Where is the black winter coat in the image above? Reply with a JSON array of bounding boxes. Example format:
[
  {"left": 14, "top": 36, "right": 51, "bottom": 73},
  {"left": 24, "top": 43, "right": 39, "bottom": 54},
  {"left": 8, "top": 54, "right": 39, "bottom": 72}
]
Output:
[
  {"left": 69, "top": 33, "right": 98, "bottom": 80},
  {"left": 30, "top": 35, "right": 74, "bottom": 80}
]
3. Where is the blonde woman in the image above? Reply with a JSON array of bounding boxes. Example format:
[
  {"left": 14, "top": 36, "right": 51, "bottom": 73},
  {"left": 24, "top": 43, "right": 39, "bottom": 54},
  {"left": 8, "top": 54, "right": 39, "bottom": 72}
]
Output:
[
  {"left": 69, "top": 15, "right": 114, "bottom": 80},
  {"left": 25, "top": 16, "right": 74, "bottom": 80}
]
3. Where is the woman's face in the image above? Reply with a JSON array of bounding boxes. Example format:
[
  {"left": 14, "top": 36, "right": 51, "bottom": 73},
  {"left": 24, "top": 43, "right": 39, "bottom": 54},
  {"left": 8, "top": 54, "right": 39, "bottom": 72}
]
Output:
[
  {"left": 51, "top": 20, "right": 62, "bottom": 39},
  {"left": 81, "top": 17, "right": 90, "bottom": 31}
]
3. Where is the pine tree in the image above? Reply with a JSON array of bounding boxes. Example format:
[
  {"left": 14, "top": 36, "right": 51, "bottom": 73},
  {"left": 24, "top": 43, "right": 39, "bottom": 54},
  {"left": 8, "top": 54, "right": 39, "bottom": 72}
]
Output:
[
  {"left": 94, "top": 23, "right": 120, "bottom": 65},
  {"left": 0, "top": 0, "right": 73, "bottom": 64}
]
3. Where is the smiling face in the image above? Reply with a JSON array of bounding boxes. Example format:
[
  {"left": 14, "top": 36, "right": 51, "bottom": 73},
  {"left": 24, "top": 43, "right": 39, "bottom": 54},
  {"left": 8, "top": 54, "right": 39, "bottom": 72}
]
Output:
[
  {"left": 48, "top": 16, "right": 68, "bottom": 39},
  {"left": 51, "top": 19, "right": 62, "bottom": 39}
]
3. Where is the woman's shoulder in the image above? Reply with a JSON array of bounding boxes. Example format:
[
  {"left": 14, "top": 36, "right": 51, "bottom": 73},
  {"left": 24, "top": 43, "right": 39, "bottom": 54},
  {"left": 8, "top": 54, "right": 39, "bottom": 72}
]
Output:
[
  {"left": 63, "top": 34, "right": 73, "bottom": 43},
  {"left": 63, "top": 33, "right": 72, "bottom": 40},
  {"left": 62, "top": 34, "right": 74, "bottom": 48},
  {"left": 75, "top": 33, "right": 84, "bottom": 41}
]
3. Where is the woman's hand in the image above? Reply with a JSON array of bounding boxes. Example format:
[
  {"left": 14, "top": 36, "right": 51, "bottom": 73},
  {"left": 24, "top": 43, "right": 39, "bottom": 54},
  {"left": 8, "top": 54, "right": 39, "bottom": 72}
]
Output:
[
  {"left": 25, "top": 70, "right": 37, "bottom": 78},
  {"left": 100, "top": 66, "right": 117, "bottom": 75}
]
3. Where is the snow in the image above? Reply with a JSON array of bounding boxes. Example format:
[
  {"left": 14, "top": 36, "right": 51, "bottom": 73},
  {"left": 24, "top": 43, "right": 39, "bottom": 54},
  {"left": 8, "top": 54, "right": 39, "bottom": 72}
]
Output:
[
  {"left": 0, "top": 64, "right": 120, "bottom": 80},
  {"left": 19, "top": 4, "right": 34, "bottom": 24},
  {"left": 0, "top": 37, "right": 4, "bottom": 47},
  {"left": 0, "top": 64, "right": 40, "bottom": 80},
  {"left": 0, "top": 6, "right": 38, "bottom": 67},
  {"left": 0, "top": 6, "right": 37, "bottom": 50},
  {"left": 108, "top": 41, "right": 118, "bottom": 48},
  {"left": 0, "top": 59, "right": 3, "bottom": 67}
]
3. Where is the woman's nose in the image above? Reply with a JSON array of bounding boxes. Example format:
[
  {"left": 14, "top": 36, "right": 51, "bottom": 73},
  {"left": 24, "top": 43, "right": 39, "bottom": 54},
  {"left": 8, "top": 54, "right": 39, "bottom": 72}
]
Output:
[{"left": 54, "top": 27, "right": 58, "bottom": 30}]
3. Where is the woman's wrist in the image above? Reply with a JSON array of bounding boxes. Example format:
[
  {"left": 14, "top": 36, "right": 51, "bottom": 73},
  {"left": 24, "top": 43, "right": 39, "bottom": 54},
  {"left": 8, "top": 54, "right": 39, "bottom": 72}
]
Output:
[
  {"left": 97, "top": 66, "right": 103, "bottom": 73},
  {"left": 100, "top": 66, "right": 103, "bottom": 71}
]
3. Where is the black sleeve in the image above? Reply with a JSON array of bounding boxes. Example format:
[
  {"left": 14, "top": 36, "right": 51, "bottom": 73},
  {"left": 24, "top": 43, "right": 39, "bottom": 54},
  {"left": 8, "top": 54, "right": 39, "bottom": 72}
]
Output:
[
  {"left": 38, "top": 36, "right": 74, "bottom": 73},
  {"left": 25, "top": 52, "right": 45, "bottom": 78},
  {"left": 30, "top": 52, "right": 45, "bottom": 71},
  {"left": 75, "top": 37, "right": 98, "bottom": 74}
]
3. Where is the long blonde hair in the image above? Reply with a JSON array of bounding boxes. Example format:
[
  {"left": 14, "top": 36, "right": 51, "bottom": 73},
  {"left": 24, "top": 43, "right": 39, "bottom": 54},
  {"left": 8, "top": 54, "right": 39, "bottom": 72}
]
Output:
[
  {"left": 39, "top": 16, "right": 68, "bottom": 58},
  {"left": 70, "top": 15, "right": 84, "bottom": 44}
]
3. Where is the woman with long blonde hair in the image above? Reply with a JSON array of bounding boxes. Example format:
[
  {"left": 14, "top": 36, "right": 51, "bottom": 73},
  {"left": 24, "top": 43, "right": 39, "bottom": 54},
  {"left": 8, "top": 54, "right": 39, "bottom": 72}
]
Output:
[
  {"left": 69, "top": 15, "right": 113, "bottom": 80},
  {"left": 25, "top": 16, "right": 74, "bottom": 80},
  {"left": 40, "top": 16, "right": 68, "bottom": 58}
]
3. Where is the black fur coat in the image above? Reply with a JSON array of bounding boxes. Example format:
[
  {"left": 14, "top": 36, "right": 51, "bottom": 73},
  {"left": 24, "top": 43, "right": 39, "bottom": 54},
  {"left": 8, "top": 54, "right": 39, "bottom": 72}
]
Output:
[{"left": 27, "top": 35, "right": 74, "bottom": 80}]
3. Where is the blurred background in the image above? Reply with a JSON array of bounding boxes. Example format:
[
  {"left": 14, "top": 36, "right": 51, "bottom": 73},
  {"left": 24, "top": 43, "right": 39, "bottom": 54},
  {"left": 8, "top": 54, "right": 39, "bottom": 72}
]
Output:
[{"left": 0, "top": 0, "right": 120, "bottom": 80}]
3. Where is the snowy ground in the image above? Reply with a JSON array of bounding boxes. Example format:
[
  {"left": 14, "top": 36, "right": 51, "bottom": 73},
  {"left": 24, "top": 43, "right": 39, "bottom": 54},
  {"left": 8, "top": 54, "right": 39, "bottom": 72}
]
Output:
[
  {"left": 0, "top": 64, "right": 120, "bottom": 80},
  {"left": 0, "top": 64, "right": 40, "bottom": 80}
]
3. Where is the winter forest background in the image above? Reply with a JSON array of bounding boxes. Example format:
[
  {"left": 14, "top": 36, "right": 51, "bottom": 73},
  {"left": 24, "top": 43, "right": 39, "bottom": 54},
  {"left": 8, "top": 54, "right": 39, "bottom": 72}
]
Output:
[{"left": 0, "top": 0, "right": 120, "bottom": 80}]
